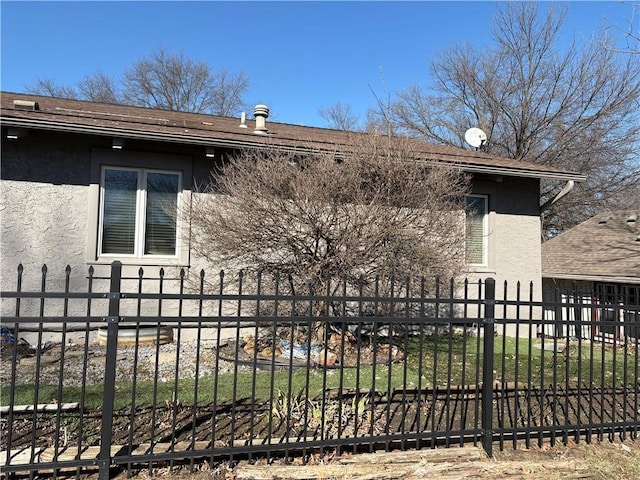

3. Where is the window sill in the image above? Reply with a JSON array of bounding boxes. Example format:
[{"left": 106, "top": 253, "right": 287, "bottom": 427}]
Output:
[
  {"left": 88, "top": 257, "right": 190, "bottom": 268},
  {"left": 465, "top": 265, "right": 496, "bottom": 275}
]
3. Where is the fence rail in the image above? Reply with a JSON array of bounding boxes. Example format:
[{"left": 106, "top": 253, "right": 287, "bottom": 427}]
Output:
[{"left": 1, "top": 262, "right": 638, "bottom": 479}]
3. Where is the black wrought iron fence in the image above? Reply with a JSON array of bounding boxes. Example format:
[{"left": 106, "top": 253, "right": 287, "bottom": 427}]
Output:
[{"left": 0, "top": 262, "right": 638, "bottom": 479}]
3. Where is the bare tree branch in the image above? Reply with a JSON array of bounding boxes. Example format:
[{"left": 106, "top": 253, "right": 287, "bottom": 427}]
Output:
[
  {"left": 390, "top": 2, "right": 640, "bottom": 237},
  {"left": 78, "top": 71, "right": 120, "bottom": 104},
  {"left": 24, "top": 47, "right": 250, "bottom": 115},
  {"left": 318, "top": 102, "right": 360, "bottom": 131},
  {"left": 190, "top": 136, "right": 471, "bottom": 297},
  {"left": 25, "top": 78, "right": 79, "bottom": 99},
  {"left": 602, "top": 1, "right": 640, "bottom": 55}
]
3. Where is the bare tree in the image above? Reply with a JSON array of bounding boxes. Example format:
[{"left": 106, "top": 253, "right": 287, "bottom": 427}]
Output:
[
  {"left": 318, "top": 101, "right": 396, "bottom": 136},
  {"left": 27, "top": 73, "right": 120, "bottom": 103},
  {"left": 25, "top": 78, "right": 79, "bottom": 99},
  {"left": 319, "top": 69, "right": 397, "bottom": 135},
  {"left": 209, "top": 68, "right": 252, "bottom": 117},
  {"left": 190, "top": 136, "right": 470, "bottom": 300},
  {"left": 78, "top": 71, "right": 120, "bottom": 104},
  {"left": 25, "top": 48, "right": 250, "bottom": 115},
  {"left": 122, "top": 48, "right": 249, "bottom": 115},
  {"left": 391, "top": 2, "right": 640, "bottom": 236},
  {"left": 603, "top": 1, "right": 639, "bottom": 55},
  {"left": 318, "top": 102, "right": 361, "bottom": 131}
]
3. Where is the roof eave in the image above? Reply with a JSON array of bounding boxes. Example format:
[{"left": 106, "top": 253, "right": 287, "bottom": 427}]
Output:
[
  {"left": 1, "top": 115, "right": 587, "bottom": 182},
  {"left": 445, "top": 163, "right": 586, "bottom": 181},
  {"left": 2, "top": 115, "right": 263, "bottom": 147},
  {"left": 542, "top": 273, "right": 640, "bottom": 285}
]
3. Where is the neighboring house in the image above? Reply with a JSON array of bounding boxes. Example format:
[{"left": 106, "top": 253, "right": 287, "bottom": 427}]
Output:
[
  {"left": 1, "top": 91, "right": 585, "bottom": 331},
  {"left": 541, "top": 210, "right": 640, "bottom": 342}
]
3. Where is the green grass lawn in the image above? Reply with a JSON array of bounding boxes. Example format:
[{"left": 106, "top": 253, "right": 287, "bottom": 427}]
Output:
[{"left": 3, "top": 335, "right": 637, "bottom": 409}]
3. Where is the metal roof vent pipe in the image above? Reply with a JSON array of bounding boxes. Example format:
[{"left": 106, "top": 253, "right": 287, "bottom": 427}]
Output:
[
  {"left": 253, "top": 104, "right": 269, "bottom": 135},
  {"left": 239, "top": 112, "right": 248, "bottom": 128}
]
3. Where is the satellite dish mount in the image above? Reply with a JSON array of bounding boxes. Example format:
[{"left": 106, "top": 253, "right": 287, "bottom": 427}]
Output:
[{"left": 464, "top": 127, "right": 488, "bottom": 150}]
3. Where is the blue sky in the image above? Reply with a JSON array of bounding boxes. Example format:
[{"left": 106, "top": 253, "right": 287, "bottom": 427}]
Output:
[{"left": 1, "top": 1, "right": 635, "bottom": 127}]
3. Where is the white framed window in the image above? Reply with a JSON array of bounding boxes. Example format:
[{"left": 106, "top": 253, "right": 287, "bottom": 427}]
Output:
[
  {"left": 464, "top": 195, "right": 488, "bottom": 266},
  {"left": 99, "top": 167, "right": 182, "bottom": 258}
]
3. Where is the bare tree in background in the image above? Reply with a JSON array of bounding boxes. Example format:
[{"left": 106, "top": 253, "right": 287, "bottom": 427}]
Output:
[
  {"left": 25, "top": 77, "right": 80, "bottom": 100},
  {"left": 318, "top": 101, "right": 396, "bottom": 136},
  {"left": 320, "top": 68, "right": 398, "bottom": 135},
  {"left": 208, "top": 68, "right": 252, "bottom": 117},
  {"left": 318, "top": 102, "right": 361, "bottom": 131},
  {"left": 603, "top": 1, "right": 639, "bottom": 55},
  {"left": 390, "top": 2, "right": 640, "bottom": 237},
  {"left": 26, "top": 48, "right": 249, "bottom": 116},
  {"left": 122, "top": 48, "right": 249, "bottom": 115},
  {"left": 78, "top": 71, "right": 120, "bottom": 104},
  {"left": 190, "top": 136, "right": 470, "bottom": 302}
]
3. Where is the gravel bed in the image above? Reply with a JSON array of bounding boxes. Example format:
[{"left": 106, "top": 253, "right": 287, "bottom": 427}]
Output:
[{"left": 1, "top": 340, "right": 242, "bottom": 388}]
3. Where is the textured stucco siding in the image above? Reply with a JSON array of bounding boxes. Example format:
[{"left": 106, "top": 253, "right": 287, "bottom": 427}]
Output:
[
  {"left": 465, "top": 176, "right": 544, "bottom": 334},
  {"left": 0, "top": 185, "right": 97, "bottom": 344},
  {"left": 0, "top": 131, "right": 221, "bottom": 342},
  {"left": 1, "top": 132, "right": 96, "bottom": 342},
  {"left": 467, "top": 176, "right": 542, "bottom": 284},
  {"left": 496, "top": 177, "right": 542, "bottom": 302},
  {"left": 1, "top": 129, "right": 547, "bottom": 341},
  {"left": 1, "top": 130, "right": 94, "bottom": 296},
  {"left": 492, "top": 211, "right": 542, "bottom": 292},
  {"left": 1, "top": 180, "right": 88, "bottom": 287}
]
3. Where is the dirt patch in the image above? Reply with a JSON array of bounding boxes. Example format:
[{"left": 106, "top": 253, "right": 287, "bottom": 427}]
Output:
[
  {"left": 117, "top": 439, "right": 640, "bottom": 479},
  {"left": 4, "top": 385, "right": 639, "bottom": 480},
  {"left": 10, "top": 438, "right": 639, "bottom": 479},
  {"left": 488, "top": 438, "right": 640, "bottom": 479}
]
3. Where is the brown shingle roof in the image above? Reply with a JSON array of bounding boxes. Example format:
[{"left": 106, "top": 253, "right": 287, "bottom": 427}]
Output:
[
  {"left": 1, "top": 91, "right": 585, "bottom": 181},
  {"left": 542, "top": 210, "right": 640, "bottom": 284}
]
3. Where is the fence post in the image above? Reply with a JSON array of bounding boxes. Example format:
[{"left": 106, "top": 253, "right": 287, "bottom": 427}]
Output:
[
  {"left": 481, "top": 278, "right": 496, "bottom": 458},
  {"left": 98, "top": 261, "right": 122, "bottom": 480}
]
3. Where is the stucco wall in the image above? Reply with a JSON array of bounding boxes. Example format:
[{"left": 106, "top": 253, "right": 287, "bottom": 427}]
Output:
[
  {"left": 466, "top": 176, "right": 544, "bottom": 335},
  {"left": 1, "top": 180, "right": 88, "bottom": 286},
  {"left": 1, "top": 129, "right": 217, "bottom": 278},
  {"left": 1, "top": 130, "right": 220, "bottom": 342},
  {"left": 1, "top": 129, "right": 546, "bottom": 341},
  {"left": 1, "top": 131, "right": 92, "bottom": 292},
  {"left": 467, "top": 177, "right": 542, "bottom": 279}
]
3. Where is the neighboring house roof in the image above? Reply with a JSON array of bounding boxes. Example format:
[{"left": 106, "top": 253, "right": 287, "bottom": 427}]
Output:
[
  {"left": 1, "top": 91, "right": 585, "bottom": 182},
  {"left": 542, "top": 210, "right": 640, "bottom": 284}
]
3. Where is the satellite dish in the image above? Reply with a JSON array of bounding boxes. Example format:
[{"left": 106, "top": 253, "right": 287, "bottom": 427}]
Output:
[{"left": 464, "top": 127, "right": 487, "bottom": 149}]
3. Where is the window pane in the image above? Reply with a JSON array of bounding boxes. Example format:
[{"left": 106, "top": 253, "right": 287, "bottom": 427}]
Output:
[
  {"left": 600, "top": 307, "right": 618, "bottom": 336},
  {"left": 625, "top": 309, "right": 639, "bottom": 339},
  {"left": 144, "top": 172, "right": 179, "bottom": 255},
  {"left": 624, "top": 286, "right": 640, "bottom": 340},
  {"left": 102, "top": 169, "right": 138, "bottom": 254},
  {"left": 465, "top": 196, "right": 486, "bottom": 264}
]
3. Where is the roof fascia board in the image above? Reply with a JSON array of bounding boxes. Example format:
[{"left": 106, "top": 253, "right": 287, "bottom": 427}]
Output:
[
  {"left": 542, "top": 273, "right": 640, "bottom": 285},
  {"left": 1, "top": 116, "right": 587, "bottom": 182},
  {"left": 437, "top": 162, "right": 586, "bottom": 181}
]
